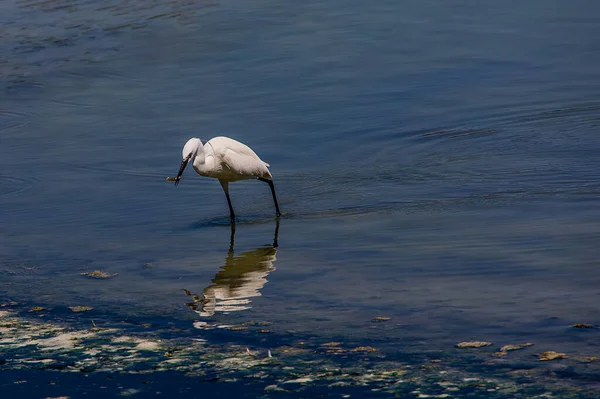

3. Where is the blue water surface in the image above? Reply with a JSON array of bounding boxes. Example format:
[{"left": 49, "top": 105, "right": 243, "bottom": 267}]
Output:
[{"left": 2, "top": 0, "right": 600, "bottom": 378}]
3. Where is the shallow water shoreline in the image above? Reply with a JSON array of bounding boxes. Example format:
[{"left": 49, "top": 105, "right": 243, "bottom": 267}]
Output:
[{"left": 2, "top": 303, "right": 599, "bottom": 398}]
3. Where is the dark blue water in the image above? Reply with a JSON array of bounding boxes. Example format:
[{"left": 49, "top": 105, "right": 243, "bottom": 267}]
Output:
[{"left": 2, "top": 0, "right": 600, "bottom": 390}]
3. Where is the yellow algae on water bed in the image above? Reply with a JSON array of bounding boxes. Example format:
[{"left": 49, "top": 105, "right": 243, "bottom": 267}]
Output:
[
  {"left": 351, "top": 346, "right": 377, "bottom": 353},
  {"left": 32, "top": 331, "right": 97, "bottom": 351},
  {"left": 571, "top": 323, "right": 593, "bottom": 328},
  {"left": 579, "top": 356, "right": 598, "bottom": 362},
  {"left": 455, "top": 341, "right": 492, "bottom": 348},
  {"left": 539, "top": 351, "right": 568, "bottom": 361},
  {"left": 499, "top": 343, "right": 534, "bottom": 352},
  {"left": 244, "top": 320, "right": 273, "bottom": 326},
  {"left": 320, "top": 342, "right": 342, "bottom": 347},
  {"left": 135, "top": 341, "right": 161, "bottom": 351},
  {"left": 0, "top": 308, "right": 599, "bottom": 398},
  {"left": 283, "top": 377, "right": 313, "bottom": 384},
  {"left": 69, "top": 306, "right": 93, "bottom": 312},
  {"left": 494, "top": 343, "right": 534, "bottom": 356},
  {"left": 79, "top": 270, "right": 118, "bottom": 279},
  {"left": 226, "top": 326, "right": 248, "bottom": 331}
]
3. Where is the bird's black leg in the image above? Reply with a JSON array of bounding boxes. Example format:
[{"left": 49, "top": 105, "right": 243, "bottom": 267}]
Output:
[
  {"left": 273, "top": 218, "right": 280, "bottom": 248},
  {"left": 228, "top": 222, "right": 236, "bottom": 254},
  {"left": 259, "top": 177, "right": 282, "bottom": 217},
  {"left": 219, "top": 179, "right": 236, "bottom": 222}
]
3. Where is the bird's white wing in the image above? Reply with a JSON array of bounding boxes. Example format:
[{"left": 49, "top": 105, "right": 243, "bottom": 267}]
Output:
[
  {"left": 209, "top": 137, "right": 271, "bottom": 179},
  {"left": 222, "top": 147, "right": 271, "bottom": 178}
]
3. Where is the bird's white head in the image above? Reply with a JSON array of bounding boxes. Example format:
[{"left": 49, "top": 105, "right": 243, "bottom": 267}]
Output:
[
  {"left": 174, "top": 138, "right": 203, "bottom": 186},
  {"left": 182, "top": 137, "right": 202, "bottom": 161}
]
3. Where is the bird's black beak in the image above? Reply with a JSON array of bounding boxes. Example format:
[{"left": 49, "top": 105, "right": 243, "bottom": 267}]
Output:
[{"left": 174, "top": 158, "right": 189, "bottom": 186}]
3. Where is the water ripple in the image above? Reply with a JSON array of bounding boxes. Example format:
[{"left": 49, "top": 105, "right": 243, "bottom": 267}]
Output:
[
  {"left": 0, "top": 174, "right": 38, "bottom": 198},
  {"left": 5, "top": 79, "right": 46, "bottom": 96},
  {"left": 4, "top": 0, "right": 214, "bottom": 78},
  {"left": 0, "top": 108, "right": 37, "bottom": 132},
  {"left": 61, "top": 162, "right": 165, "bottom": 180}
]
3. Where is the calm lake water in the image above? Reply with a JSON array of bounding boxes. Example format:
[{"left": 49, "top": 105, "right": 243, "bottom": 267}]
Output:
[{"left": 2, "top": 0, "right": 600, "bottom": 396}]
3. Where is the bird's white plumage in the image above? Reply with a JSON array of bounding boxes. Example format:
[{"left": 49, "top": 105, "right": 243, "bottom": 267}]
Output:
[
  {"left": 175, "top": 136, "right": 281, "bottom": 220},
  {"left": 186, "top": 136, "right": 272, "bottom": 182}
]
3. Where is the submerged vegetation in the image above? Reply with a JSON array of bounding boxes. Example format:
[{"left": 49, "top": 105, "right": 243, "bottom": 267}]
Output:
[
  {"left": 1, "top": 302, "right": 599, "bottom": 398},
  {"left": 79, "top": 270, "right": 118, "bottom": 279}
]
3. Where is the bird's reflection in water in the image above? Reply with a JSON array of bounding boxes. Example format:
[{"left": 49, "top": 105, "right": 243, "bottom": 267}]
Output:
[{"left": 184, "top": 221, "right": 279, "bottom": 317}]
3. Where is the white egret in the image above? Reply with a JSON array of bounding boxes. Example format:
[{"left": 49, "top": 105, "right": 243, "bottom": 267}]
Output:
[{"left": 173, "top": 137, "right": 282, "bottom": 221}]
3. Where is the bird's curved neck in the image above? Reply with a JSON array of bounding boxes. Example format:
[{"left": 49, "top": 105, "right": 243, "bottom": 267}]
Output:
[
  {"left": 192, "top": 141, "right": 206, "bottom": 164},
  {"left": 192, "top": 141, "right": 214, "bottom": 175}
]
